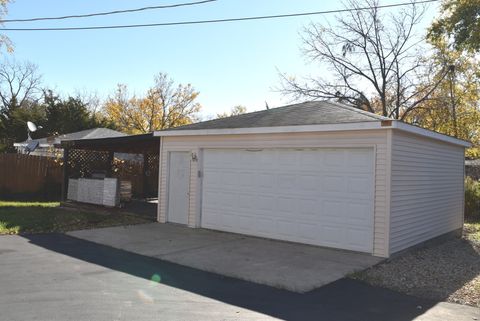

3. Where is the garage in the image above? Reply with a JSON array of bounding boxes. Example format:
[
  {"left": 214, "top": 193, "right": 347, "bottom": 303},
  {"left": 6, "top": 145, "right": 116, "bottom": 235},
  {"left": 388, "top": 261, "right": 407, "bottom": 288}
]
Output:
[
  {"left": 155, "top": 101, "right": 470, "bottom": 258},
  {"left": 201, "top": 148, "right": 374, "bottom": 252}
]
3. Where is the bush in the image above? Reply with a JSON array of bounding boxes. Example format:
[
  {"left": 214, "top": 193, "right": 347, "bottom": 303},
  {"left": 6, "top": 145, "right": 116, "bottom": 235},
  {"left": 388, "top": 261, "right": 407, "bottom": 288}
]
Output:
[{"left": 465, "top": 177, "right": 480, "bottom": 221}]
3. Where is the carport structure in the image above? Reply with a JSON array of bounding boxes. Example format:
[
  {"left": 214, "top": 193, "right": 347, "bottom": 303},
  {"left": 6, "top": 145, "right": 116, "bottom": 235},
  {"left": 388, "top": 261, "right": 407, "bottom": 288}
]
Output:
[{"left": 58, "top": 133, "right": 160, "bottom": 202}]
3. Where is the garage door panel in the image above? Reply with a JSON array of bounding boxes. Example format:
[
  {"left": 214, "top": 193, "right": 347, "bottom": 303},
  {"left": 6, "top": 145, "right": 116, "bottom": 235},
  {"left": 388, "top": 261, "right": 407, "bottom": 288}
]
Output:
[
  {"left": 201, "top": 148, "right": 374, "bottom": 253},
  {"left": 297, "top": 223, "right": 319, "bottom": 241},
  {"left": 323, "top": 175, "right": 346, "bottom": 193},
  {"left": 347, "top": 149, "right": 373, "bottom": 168},
  {"left": 347, "top": 176, "right": 372, "bottom": 194},
  {"left": 256, "top": 195, "right": 275, "bottom": 211},
  {"left": 277, "top": 219, "right": 299, "bottom": 237},
  {"left": 277, "top": 151, "right": 297, "bottom": 166},
  {"left": 298, "top": 198, "right": 317, "bottom": 215},
  {"left": 346, "top": 228, "right": 372, "bottom": 251},
  {"left": 322, "top": 225, "right": 347, "bottom": 247},
  {"left": 324, "top": 150, "right": 346, "bottom": 167},
  {"left": 258, "top": 173, "right": 275, "bottom": 188},
  {"left": 322, "top": 199, "right": 345, "bottom": 219},
  {"left": 298, "top": 175, "right": 316, "bottom": 191},
  {"left": 346, "top": 202, "right": 372, "bottom": 226},
  {"left": 254, "top": 217, "right": 274, "bottom": 234},
  {"left": 300, "top": 152, "right": 320, "bottom": 169},
  {"left": 276, "top": 196, "right": 298, "bottom": 214}
]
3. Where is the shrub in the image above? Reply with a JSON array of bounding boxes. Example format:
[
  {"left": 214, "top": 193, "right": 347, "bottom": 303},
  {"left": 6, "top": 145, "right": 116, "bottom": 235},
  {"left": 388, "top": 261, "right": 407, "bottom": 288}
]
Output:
[{"left": 465, "top": 177, "right": 480, "bottom": 221}]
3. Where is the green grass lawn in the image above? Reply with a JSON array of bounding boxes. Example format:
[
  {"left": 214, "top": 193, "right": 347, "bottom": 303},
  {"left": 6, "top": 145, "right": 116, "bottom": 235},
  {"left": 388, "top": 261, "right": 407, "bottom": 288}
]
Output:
[{"left": 0, "top": 200, "right": 151, "bottom": 234}]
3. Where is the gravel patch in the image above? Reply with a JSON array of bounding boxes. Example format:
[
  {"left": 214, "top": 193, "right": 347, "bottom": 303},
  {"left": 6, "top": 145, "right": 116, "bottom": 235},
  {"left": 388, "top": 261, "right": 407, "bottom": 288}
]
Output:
[{"left": 352, "top": 226, "right": 480, "bottom": 308}]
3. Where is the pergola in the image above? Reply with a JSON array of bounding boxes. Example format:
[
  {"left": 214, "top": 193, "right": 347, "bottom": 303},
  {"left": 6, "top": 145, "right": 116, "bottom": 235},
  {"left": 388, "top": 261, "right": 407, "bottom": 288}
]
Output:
[{"left": 58, "top": 133, "right": 160, "bottom": 201}]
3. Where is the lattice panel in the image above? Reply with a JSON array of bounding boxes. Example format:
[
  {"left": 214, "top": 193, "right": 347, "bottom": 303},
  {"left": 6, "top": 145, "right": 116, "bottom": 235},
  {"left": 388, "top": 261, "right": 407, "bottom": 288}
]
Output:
[
  {"left": 145, "top": 153, "right": 159, "bottom": 197},
  {"left": 145, "top": 153, "right": 159, "bottom": 177},
  {"left": 67, "top": 149, "right": 110, "bottom": 178},
  {"left": 66, "top": 150, "right": 159, "bottom": 198}
]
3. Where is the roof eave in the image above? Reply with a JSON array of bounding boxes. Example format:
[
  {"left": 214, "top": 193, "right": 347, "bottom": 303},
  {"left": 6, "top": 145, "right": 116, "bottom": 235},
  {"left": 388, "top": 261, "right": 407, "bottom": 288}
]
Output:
[
  {"left": 154, "top": 121, "right": 385, "bottom": 137},
  {"left": 154, "top": 120, "right": 471, "bottom": 148},
  {"left": 391, "top": 121, "right": 471, "bottom": 147}
]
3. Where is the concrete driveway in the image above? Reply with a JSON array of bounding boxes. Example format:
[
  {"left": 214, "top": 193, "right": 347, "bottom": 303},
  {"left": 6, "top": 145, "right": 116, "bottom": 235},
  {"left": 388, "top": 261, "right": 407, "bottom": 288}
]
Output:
[{"left": 68, "top": 223, "right": 381, "bottom": 292}]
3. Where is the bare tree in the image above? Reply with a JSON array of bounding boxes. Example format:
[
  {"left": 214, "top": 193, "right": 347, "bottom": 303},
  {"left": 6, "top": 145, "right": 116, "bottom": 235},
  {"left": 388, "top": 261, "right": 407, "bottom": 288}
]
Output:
[
  {"left": 0, "top": 60, "right": 42, "bottom": 113},
  {"left": 73, "top": 89, "right": 102, "bottom": 115},
  {"left": 0, "top": 60, "right": 42, "bottom": 151},
  {"left": 280, "top": 0, "right": 449, "bottom": 120}
]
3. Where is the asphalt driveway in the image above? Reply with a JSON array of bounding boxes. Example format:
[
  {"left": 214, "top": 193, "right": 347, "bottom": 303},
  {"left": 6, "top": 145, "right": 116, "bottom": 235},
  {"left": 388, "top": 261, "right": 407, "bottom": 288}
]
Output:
[
  {"left": 0, "top": 233, "right": 478, "bottom": 321},
  {"left": 67, "top": 223, "right": 381, "bottom": 292}
]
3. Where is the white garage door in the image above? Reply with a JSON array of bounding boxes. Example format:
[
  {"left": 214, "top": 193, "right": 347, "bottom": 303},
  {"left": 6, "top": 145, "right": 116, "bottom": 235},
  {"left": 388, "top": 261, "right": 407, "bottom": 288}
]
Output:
[{"left": 201, "top": 148, "right": 374, "bottom": 253}]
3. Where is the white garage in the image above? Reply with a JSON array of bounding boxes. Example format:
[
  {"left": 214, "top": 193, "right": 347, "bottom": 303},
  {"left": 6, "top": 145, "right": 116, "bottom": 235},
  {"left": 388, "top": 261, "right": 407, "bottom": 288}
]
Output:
[{"left": 155, "top": 101, "right": 470, "bottom": 258}]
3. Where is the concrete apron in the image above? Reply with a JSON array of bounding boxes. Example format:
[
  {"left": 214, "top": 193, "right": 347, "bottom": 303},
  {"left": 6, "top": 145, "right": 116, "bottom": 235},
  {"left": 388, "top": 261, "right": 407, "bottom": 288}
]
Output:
[{"left": 67, "top": 223, "right": 382, "bottom": 293}]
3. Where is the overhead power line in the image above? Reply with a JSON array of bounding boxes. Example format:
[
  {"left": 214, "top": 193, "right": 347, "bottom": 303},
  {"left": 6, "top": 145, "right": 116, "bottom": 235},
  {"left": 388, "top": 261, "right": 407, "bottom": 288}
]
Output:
[
  {"left": 0, "top": 0, "right": 439, "bottom": 31},
  {"left": 0, "top": 0, "right": 217, "bottom": 23}
]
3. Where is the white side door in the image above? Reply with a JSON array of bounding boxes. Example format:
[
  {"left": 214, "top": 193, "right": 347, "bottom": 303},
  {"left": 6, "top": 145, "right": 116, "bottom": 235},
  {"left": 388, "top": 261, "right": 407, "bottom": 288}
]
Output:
[{"left": 167, "top": 151, "right": 190, "bottom": 225}]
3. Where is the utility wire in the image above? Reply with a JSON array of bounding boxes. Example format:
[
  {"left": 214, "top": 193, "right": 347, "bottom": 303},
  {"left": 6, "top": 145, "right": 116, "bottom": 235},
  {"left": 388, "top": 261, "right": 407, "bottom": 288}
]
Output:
[
  {"left": 0, "top": 0, "right": 217, "bottom": 23},
  {"left": 0, "top": 0, "right": 439, "bottom": 31}
]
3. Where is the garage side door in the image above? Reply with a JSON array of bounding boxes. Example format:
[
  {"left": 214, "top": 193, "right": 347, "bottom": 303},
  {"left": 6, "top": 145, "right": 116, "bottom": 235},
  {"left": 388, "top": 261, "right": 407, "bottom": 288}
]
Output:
[{"left": 201, "top": 148, "right": 374, "bottom": 253}]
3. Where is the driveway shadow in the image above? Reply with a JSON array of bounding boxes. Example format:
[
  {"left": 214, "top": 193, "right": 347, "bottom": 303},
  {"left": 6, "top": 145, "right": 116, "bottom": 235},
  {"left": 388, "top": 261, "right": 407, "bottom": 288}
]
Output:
[{"left": 22, "top": 233, "right": 438, "bottom": 321}]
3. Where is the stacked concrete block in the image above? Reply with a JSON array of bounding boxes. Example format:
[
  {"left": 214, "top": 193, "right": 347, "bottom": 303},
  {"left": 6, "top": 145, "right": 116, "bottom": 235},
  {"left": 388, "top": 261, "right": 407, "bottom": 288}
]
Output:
[
  {"left": 67, "top": 179, "right": 78, "bottom": 201},
  {"left": 103, "top": 178, "right": 120, "bottom": 207},
  {"left": 67, "top": 178, "right": 119, "bottom": 207}
]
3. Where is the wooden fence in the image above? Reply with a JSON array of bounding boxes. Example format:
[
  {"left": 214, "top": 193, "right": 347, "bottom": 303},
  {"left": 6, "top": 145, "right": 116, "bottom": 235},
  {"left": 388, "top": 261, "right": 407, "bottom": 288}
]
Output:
[
  {"left": 0, "top": 153, "right": 63, "bottom": 200},
  {"left": 0, "top": 152, "right": 159, "bottom": 201}
]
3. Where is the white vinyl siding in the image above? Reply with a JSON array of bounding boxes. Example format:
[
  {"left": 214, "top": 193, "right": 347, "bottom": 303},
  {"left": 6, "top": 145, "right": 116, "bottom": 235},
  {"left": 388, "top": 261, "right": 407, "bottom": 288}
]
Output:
[
  {"left": 158, "top": 130, "right": 389, "bottom": 257},
  {"left": 389, "top": 130, "right": 465, "bottom": 254}
]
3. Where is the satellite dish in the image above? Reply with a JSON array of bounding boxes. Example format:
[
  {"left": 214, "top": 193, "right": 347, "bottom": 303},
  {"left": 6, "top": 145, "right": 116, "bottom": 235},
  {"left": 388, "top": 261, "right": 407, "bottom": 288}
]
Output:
[
  {"left": 26, "top": 121, "right": 42, "bottom": 141},
  {"left": 27, "top": 121, "right": 38, "bottom": 132}
]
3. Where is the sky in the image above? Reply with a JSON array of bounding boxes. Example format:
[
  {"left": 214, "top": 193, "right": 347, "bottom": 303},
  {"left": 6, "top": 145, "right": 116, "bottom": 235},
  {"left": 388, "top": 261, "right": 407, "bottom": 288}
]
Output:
[{"left": 3, "top": 0, "right": 440, "bottom": 119}]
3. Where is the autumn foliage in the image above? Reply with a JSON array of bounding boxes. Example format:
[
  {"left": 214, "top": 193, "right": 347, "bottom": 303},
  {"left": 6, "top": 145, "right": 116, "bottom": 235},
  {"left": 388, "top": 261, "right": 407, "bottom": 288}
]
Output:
[{"left": 103, "top": 73, "right": 201, "bottom": 134}]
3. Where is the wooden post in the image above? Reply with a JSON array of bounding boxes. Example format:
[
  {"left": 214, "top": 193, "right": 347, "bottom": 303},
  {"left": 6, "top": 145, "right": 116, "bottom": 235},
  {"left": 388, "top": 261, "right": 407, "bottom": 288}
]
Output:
[
  {"left": 61, "top": 148, "right": 70, "bottom": 201},
  {"left": 107, "top": 151, "right": 114, "bottom": 177},
  {"left": 143, "top": 153, "right": 148, "bottom": 199}
]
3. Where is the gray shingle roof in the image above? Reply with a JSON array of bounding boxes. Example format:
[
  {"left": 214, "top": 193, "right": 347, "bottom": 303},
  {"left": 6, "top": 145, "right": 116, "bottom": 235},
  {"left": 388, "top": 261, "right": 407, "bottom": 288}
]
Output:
[
  {"left": 15, "top": 128, "right": 126, "bottom": 146},
  {"left": 169, "top": 101, "right": 389, "bottom": 131}
]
